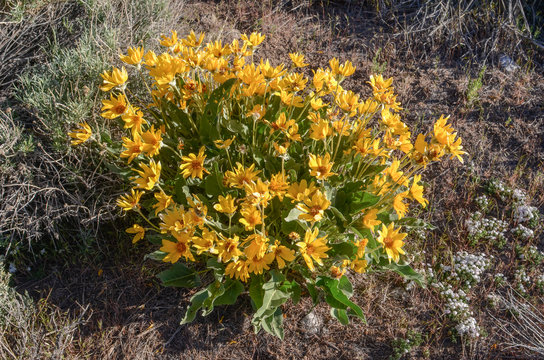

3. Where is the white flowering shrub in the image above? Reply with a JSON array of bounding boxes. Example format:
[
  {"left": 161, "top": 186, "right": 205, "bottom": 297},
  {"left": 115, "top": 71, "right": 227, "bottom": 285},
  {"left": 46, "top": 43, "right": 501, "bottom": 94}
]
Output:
[{"left": 466, "top": 212, "right": 507, "bottom": 248}]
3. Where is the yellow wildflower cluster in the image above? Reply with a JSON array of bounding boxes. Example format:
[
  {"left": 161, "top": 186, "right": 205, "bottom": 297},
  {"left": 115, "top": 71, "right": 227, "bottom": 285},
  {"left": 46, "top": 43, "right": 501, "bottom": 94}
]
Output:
[{"left": 74, "top": 30, "right": 465, "bottom": 335}]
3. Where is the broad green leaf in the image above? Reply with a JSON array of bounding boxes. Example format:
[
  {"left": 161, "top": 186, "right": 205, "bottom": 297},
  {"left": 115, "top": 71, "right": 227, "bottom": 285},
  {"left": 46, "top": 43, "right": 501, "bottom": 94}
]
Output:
[
  {"left": 214, "top": 279, "right": 245, "bottom": 306},
  {"left": 207, "top": 258, "right": 225, "bottom": 280},
  {"left": 203, "top": 162, "right": 224, "bottom": 196},
  {"left": 316, "top": 276, "right": 365, "bottom": 322},
  {"left": 306, "top": 283, "right": 319, "bottom": 305},
  {"left": 157, "top": 263, "right": 201, "bottom": 288},
  {"left": 180, "top": 288, "right": 209, "bottom": 324},
  {"left": 280, "top": 280, "right": 302, "bottom": 305},
  {"left": 249, "top": 275, "right": 265, "bottom": 309},
  {"left": 350, "top": 192, "right": 380, "bottom": 213},
  {"left": 285, "top": 207, "right": 303, "bottom": 222},
  {"left": 381, "top": 261, "right": 426, "bottom": 287},
  {"left": 329, "top": 241, "right": 356, "bottom": 258},
  {"left": 144, "top": 250, "right": 167, "bottom": 261},
  {"left": 261, "top": 307, "right": 284, "bottom": 340},
  {"left": 331, "top": 308, "right": 349, "bottom": 325},
  {"left": 252, "top": 271, "right": 290, "bottom": 335}
]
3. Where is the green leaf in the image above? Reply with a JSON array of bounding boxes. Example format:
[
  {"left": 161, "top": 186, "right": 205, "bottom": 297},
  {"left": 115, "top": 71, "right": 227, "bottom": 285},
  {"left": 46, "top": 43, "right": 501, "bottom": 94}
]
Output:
[
  {"left": 203, "top": 162, "right": 224, "bottom": 196},
  {"left": 350, "top": 192, "right": 380, "bottom": 213},
  {"left": 252, "top": 270, "right": 290, "bottom": 338},
  {"left": 329, "top": 241, "right": 356, "bottom": 258},
  {"left": 261, "top": 307, "right": 284, "bottom": 340},
  {"left": 316, "top": 276, "right": 365, "bottom": 323},
  {"left": 381, "top": 261, "right": 426, "bottom": 287},
  {"left": 307, "top": 283, "right": 319, "bottom": 305},
  {"left": 207, "top": 258, "right": 225, "bottom": 280},
  {"left": 360, "top": 164, "right": 387, "bottom": 178},
  {"left": 331, "top": 308, "right": 349, "bottom": 325},
  {"left": 396, "top": 217, "right": 436, "bottom": 230},
  {"left": 215, "top": 279, "right": 245, "bottom": 306},
  {"left": 249, "top": 275, "right": 265, "bottom": 309},
  {"left": 157, "top": 263, "right": 201, "bottom": 288},
  {"left": 280, "top": 280, "right": 302, "bottom": 305},
  {"left": 180, "top": 288, "right": 209, "bottom": 324},
  {"left": 144, "top": 250, "right": 167, "bottom": 261},
  {"left": 285, "top": 207, "right": 303, "bottom": 222}
]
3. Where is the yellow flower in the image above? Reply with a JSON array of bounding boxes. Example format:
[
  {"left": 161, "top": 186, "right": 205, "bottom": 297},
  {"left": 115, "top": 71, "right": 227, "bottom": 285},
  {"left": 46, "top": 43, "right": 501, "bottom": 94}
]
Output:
[
  {"left": 376, "top": 223, "right": 407, "bottom": 263},
  {"left": 224, "top": 163, "right": 261, "bottom": 189},
  {"left": 286, "top": 179, "right": 318, "bottom": 202},
  {"left": 296, "top": 190, "right": 331, "bottom": 223},
  {"left": 101, "top": 93, "right": 128, "bottom": 119},
  {"left": 310, "top": 96, "right": 327, "bottom": 110},
  {"left": 330, "top": 265, "right": 346, "bottom": 279},
  {"left": 259, "top": 60, "right": 285, "bottom": 79},
  {"left": 297, "top": 228, "right": 330, "bottom": 271},
  {"left": 393, "top": 191, "right": 409, "bottom": 219},
  {"left": 239, "top": 205, "right": 263, "bottom": 231},
  {"left": 269, "top": 173, "right": 289, "bottom": 200},
  {"left": 409, "top": 175, "right": 428, "bottom": 208},
  {"left": 225, "top": 259, "right": 250, "bottom": 282},
  {"left": 126, "top": 224, "right": 145, "bottom": 243},
  {"left": 269, "top": 240, "right": 295, "bottom": 269},
  {"left": 153, "top": 191, "right": 173, "bottom": 215},
  {"left": 121, "top": 107, "right": 148, "bottom": 136},
  {"left": 68, "top": 122, "right": 92, "bottom": 146},
  {"left": 276, "top": 90, "right": 304, "bottom": 107},
  {"left": 214, "top": 136, "right": 236, "bottom": 149},
  {"left": 180, "top": 146, "right": 209, "bottom": 179},
  {"left": 116, "top": 189, "right": 143, "bottom": 211},
  {"left": 160, "top": 206, "right": 188, "bottom": 235},
  {"left": 213, "top": 194, "right": 237, "bottom": 215},
  {"left": 308, "top": 153, "right": 336, "bottom": 180},
  {"left": 160, "top": 30, "right": 178, "bottom": 48},
  {"left": 310, "top": 119, "right": 333, "bottom": 140},
  {"left": 350, "top": 259, "right": 368, "bottom": 273},
  {"left": 120, "top": 46, "right": 144, "bottom": 65},
  {"left": 273, "top": 142, "right": 289, "bottom": 156},
  {"left": 362, "top": 208, "right": 381, "bottom": 230},
  {"left": 384, "top": 160, "right": 409, "bottom": 187},
  {"left": 132, "top": 160, "right": 161, "bottom": 190},
  {"left": 244, "top": 179, "right": 271, "bottom": 207},
  {"left": 217, "top": 235, "right": 243, "bottom": 262},
  {"left": 192, "top": 228, "right": 218, "bottom": 255},
  {"left": 160, "top": 231, "right": 195, "bottom": 263},
  {"left": 241, "top": 32, "right": 265, "bottom": 47},
  {"left": 354, "top": 238, "right": 368, "bottom": 259},
  {"left": 286, "top": 123, "right": 302, "bottom": 142},
  {"left": 141, "top": 125, "right": 163, "bottom": 157},
  {"left": 120, "top": 135, "right": 144, "bottom": 163},
  {"left": 99, "top": 66, "right": 128, "bottom": 91},
  {"left": 329, "top": 58, "right": 355, "bottom": 77},
  {"left": 336, "top": 90, "right": 359, "bottom": 116},
  {"left": 243, "top": 234, "right": 269, "bottom": 260},
  {"left": 246, "top": 104, "right": 266, "bottom": 120},
  {"left": 289, "top": 52, "right": 308, "bottom": 68},
  {"left": 182, "top": 30, "right": 205, "bottom": 47},
  {"left": 247, "top": 252, "right": 275, "bottom": 275},
  {"left": 268, "top": 112, "right": 294, "bottom": 134}
]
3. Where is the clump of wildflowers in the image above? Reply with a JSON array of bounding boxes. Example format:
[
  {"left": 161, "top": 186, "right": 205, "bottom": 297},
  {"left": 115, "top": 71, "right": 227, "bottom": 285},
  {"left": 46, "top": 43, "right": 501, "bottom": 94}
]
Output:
[{"left": 72, "top": 30, "right": 465, "bottom": 338}]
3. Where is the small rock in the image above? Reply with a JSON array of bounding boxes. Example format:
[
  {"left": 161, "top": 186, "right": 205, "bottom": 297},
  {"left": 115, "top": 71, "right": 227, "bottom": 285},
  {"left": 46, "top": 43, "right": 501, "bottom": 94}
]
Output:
[
  {"left": 301, "top": 311, "right": 322, "bottom": 335},
  {"left": 499, "top": 54, "right": 520, "bottom": 73}
]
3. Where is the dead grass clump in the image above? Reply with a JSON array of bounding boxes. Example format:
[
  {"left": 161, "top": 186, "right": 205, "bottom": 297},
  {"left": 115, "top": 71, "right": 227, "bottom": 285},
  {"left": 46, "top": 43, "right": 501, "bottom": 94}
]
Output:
[
  {"left": 0, "top": 262, "right": 90, "bottom": 359},
  {"left": 491, "top": 288, "right": 544, "bottom": 358}
]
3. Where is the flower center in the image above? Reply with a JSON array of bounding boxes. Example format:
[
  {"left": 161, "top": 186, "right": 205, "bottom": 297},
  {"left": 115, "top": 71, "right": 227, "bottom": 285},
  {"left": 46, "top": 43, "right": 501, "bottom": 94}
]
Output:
[
  {"left": 176, "top": 242, "right": 187, "bottom": 253},
  {"left": 113, "top": 104, "right": 126, "bottom": 114}
]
